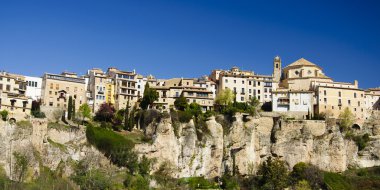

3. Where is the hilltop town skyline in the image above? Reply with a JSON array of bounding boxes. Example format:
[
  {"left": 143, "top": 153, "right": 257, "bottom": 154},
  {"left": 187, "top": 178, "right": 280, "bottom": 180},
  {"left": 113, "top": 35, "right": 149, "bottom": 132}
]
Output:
[{"left": 1, "top": 1, "right": 380, "bottom": 88}]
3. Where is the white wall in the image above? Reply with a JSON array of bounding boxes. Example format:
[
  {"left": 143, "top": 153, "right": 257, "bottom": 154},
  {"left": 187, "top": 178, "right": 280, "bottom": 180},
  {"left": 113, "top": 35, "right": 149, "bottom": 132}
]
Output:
[{"left": 25, "top": 76, "right": 42, "bottom": 101}]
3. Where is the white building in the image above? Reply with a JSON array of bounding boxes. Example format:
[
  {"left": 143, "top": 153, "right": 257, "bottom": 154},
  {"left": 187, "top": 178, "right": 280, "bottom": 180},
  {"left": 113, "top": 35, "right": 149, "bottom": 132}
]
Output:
[
  {"left": 25, "top": 76, "right": 42, "bottom": 101},
  {"left": 272, "top": 89, "right": 314, "bottom": 119}
]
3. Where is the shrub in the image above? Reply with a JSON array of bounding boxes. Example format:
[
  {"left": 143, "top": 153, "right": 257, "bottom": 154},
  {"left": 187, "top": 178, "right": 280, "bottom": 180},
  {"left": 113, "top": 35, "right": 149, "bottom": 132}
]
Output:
[
  {"left": 0, "top": 110, "right": 8, "bottom": 121},
  {"left": 13, "top": 152, "right": 30, "bottom": 182},
  {"left": 94, "top": 103, "right": 115, "bottom": 122},
  {"left": 71, "top": 161, "right": 112, "bottom": 190},
  {"left": 178, "top": 110, "right": 193, "bottom": 123},
  {"left": 354, "top": 133, "right": 370, "bottom": 151},
  {"left": 323, "top": 172, "right": 351, "bottom": 190},
  {"left": 86, "top": 125, "right": 137, "bottom": 171},
  {"left": 123, "top": 174, "right": 149, "bottom": 190},
  {"left": 257, "top": 156, "right": 289, "bottom": 190},
  {"left": 174, "top": 94, "right": 188, "bottom": 111}
]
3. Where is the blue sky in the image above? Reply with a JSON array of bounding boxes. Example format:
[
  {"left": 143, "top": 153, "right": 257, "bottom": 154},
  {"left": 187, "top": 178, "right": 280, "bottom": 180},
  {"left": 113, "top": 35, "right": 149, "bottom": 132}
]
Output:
[{"left": 0, "top": 0, "right": 379, "bottom": 88}]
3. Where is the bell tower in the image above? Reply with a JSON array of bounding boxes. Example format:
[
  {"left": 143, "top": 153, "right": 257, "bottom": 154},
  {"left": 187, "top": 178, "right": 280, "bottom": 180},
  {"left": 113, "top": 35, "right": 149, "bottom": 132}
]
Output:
[{"left": 273, "top": 56, "right": 282, "bottom": 82}]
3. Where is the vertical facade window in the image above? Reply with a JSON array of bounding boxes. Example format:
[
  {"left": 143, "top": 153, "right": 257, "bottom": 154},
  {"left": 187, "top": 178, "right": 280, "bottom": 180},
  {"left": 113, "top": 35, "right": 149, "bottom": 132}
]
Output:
[
  {"left": 338, "top": 91, "right": 341, "bottom": 97},
  {"left": 242, "top": 88, "right": 245, "bottom": 93},
  {"left": 324, "top": 90, "right": 326, "bottom": 96},
  {"left": 354, "top": 93, "right": 357, "bottom": 98}
]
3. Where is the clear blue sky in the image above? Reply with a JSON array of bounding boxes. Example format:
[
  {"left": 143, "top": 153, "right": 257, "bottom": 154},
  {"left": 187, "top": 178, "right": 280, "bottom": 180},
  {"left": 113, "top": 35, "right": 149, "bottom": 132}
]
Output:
[{"left": 1, "top": 0, "right": 379, "bottom": 88}]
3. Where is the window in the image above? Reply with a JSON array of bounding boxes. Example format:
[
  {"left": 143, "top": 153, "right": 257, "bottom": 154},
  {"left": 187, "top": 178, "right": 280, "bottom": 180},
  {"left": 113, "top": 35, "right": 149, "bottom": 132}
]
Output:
[
  {"left": 49, "top": 102, "right": 53, "bottom": 106},
  {"left": 176, "top": 92, "right": 179, "bottom": 97},
  {"left": 55, "top": 84, "right": 59, "bottom": 90},
  {"left": 354, "top": 93, "right": 357, "bottom": 98},
  {"left": 249, "top": 81, "right": 252, "bottom": 85},
  {"left": 242, "top": 80, "right": 244, "bottom": 84},
  {"left": 348, "top": 100, "right": 351, "bottom": 105},
  {"left": 241, "top": 97, "right": 244, "bottom": 101},
  {"left": 358, "top": 101, "right": 360, "bottom": 106},
  {"left": 258, "top": 90, "right": 261, "bottom": 94},
  {"left": 338, "top": 91, "right": 341, "bottom": 97},
  {"left": 324, "top": 98, "right": 327, "bottom": 103},
  {"left": 225, "top": 79, "right": 228, "bottom": 83},
  {"left": 233, "top": 87, "right": 236, "bottom": 93},
  {"left": 258, "top": 82, "right": 261, "bottom": 86},
  {"left": 242, "top": 88, "right": 245, "bottom": 93},
  {"left": 324, "top": 90, "right": 326, "bottom": 96},
  {"left": 234, "top": 80, "right": 236, "bottom": 84},
  {"left": 0, "top": 84, "right": 2, "bottom": 90},
  {"left": 249, "top": 89, "right": 252, "bottom": 93},
  {"left": 6, "top": 85, "right": 10, "bottom": 91},
  {"left": 264, "top": 88, "right": 268, "bottom": 93},
  {"left": 339, "top": 99, "right": 342, "bottom": 105}
]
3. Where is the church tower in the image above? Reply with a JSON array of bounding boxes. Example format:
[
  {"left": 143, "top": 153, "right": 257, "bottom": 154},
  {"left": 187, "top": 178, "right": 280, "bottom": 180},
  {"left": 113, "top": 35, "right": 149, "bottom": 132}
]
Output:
[{"left": 273, "top": 56, "right": 282, "bottom": 82}]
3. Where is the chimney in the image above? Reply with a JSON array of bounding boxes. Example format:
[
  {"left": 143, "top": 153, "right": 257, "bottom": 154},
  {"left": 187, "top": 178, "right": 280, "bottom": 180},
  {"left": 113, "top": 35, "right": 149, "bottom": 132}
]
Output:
[{"left": 354, "top": 80, "right": 358, "bottom": 88}]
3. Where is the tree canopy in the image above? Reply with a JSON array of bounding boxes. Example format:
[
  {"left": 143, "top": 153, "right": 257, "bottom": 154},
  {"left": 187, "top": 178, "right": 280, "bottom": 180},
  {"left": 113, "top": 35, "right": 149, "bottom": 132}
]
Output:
[
  {"left": 174, "top": 94, "right": 188, "bottom": 111},
  {"left": 215, "top": 88, "right": 235, "bottom": 106},
  {"left": 78, "top": 103, "right": 92, "bottom": 124},
  {"left": 140, "top": 83, "right": 159, "bottom": 110}
]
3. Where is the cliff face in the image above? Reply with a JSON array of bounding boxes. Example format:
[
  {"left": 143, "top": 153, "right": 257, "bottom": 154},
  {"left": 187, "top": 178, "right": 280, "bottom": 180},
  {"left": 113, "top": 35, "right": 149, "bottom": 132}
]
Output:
[
  {"left": 136, "top": 113, "right": 380, "bottom": 178},
  {"left": 1, "top": 113, "right": 379, "bottom": 180},
  {"left": 0, "top": 119, "right": 109, "bottom": 180}
]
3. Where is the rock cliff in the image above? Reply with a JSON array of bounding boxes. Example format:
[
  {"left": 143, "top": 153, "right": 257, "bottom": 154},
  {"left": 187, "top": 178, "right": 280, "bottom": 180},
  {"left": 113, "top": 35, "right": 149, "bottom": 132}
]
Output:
[
  {"left": 136, "top": 113, "right": 380, "bottom": 178},
  {"left": 0, "top": 119, "right": 109, "bottom": 180}
]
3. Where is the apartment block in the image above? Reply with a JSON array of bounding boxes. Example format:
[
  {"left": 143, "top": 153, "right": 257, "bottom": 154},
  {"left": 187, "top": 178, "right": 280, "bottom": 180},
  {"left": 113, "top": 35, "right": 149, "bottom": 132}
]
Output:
[
  {"left": 87, "top": 68, "right": 115, "bottom": 112},
  {"left": 25, "top": 76, "right": 42, "bottom": 101},
  {"left": 41, "top": 72, "right": 87, "bottom": 111},
  {"left": 210, "top": 64, "right": 277, "bottom": 103},
  {"left": 150, "top": 77, "right": 215, "bottom": 111},
  {"left": 0, "top": 71, "right": 32, "bottom": 120},
  {"left": 107, "top": 68, "right": 139, "bottom": 110}
]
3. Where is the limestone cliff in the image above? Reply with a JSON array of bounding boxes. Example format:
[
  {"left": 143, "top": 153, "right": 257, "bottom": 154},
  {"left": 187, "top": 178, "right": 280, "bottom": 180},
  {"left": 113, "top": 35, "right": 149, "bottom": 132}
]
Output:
[
  {"left": 135, "top": 113, "right": 380, "bottom": 178},
  {"left": 0, "top": 119, "right": 109, "bottom": 180}
]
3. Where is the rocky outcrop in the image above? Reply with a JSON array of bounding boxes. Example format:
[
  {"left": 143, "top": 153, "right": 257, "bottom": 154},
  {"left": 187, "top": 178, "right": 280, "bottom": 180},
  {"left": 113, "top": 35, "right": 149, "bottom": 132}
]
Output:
[
  {"left": 135, "top": 113, "right": 380, "bottom": 178},
  {"left": 0, "top": 119, "right": 108, "bottom": 180}
]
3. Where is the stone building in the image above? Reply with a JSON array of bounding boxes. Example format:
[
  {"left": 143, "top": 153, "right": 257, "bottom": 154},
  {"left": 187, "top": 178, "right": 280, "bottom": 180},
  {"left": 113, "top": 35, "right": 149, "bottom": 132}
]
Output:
[
  {"left": 210, "top": 60, "right": 278, "bottom": 104},
  {"left": 273, "top": 57, "right": 374, "bottom": 123},
  {"left": 150, "top": 77, "right": 215, "bottom": 111},
  {"left": 107, "top": 68, "right": 139, "bottom": 110},
  {"left": 41, "top": 72, "right": 87, "bottom": 111},
  {"left": 87, "top": 68, "right": 115, "bottom": 112},
  {"left": 0, "top": 71, "right": 32, "bottom": 120}
]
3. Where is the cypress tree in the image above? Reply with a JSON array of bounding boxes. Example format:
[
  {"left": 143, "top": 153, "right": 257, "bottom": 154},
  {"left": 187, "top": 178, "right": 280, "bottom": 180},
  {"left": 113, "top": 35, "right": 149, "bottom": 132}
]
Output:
[
  {"left": 72, "top": 100, "right": 76, "bottom": 120},
  {"left": 68, "top": 96, "right": 73, "bottom": 120},
  {"left": 124, "top": 99, "right": 130, "bottom": 130}
]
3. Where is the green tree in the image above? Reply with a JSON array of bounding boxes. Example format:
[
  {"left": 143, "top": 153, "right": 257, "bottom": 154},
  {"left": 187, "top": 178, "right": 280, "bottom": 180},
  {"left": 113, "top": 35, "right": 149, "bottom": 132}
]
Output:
[
  {"left": 257, "top": 156, "right": 289, "bottom": 190},
  {"left": 94, "top": 103, "right": 115, "bottom": 122},
  {"left": 140, "top": 83, "right": 159, "bottom": 110},
  {"left": 78, "top": 103, "right": 91, "bottom": 124},
  {"left": 13, "top": 152, "right": 29, "bottom": 182},
  {"left": 139, "top": 155, "right": 152, "bottom": 175},
  {"left": 67, "top": 96, "right": 73, "bottom": 120},
  {"left": 215, "top": 88, "right": 235, "bottom": 107},
  {"left": 0, "top": 110, "right": 9, "bottom": 121},
  {"left": 72, "top": 100, "right": 76, "bottom": 119},
  {"left": 294, "top": 180, "right": 312, "bottom": 190},
  {"left": 174, "top": 94, "right": 188, "bottom": 111},
  {"left": 339, "top": 107, "right": 355, "bottom": 131},
  {"left": 187, "top": 102, "right": 202, "bottom": 117}
]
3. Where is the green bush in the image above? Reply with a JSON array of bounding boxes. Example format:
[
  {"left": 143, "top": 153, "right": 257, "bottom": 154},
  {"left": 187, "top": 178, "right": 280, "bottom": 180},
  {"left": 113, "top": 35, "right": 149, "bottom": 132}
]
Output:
[
  {"left": 184, "top": 177, "right": 218, "bottom": 189},
  {"left": 178, "top": 110, "right": 193, "bottom": 123},
  {"left": 324, "top": 172, "right": 352, "bottom": 190},
  {"left": 123, "top": 174, "right": 149, "bottom": 190},
  {"left": 0, "top": 110, "right": 8, "bottom": 121},
  {"left": 86, "top": 125, "right": 136, "bottom": 170},
  {"left": 354, "top": 133, "right": 370, "bottom": 151}
]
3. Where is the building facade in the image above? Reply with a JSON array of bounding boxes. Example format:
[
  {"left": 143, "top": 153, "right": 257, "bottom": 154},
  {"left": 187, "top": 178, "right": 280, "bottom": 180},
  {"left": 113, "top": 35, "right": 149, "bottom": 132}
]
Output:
[
  {"left": 41, "top": 72, "right": 87, "bottom": 111},
  {"left": 210, "top": 65, "right": 277, "bottom": 103},
  {"left": 0, "top": 71, "right": 32, "bottom": 120},
  {"left": 87, "top": 68, "right": 115, "bottom": 112},
  {"left": 25, "top": 76, "right": 42, "bottom": 101}
]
